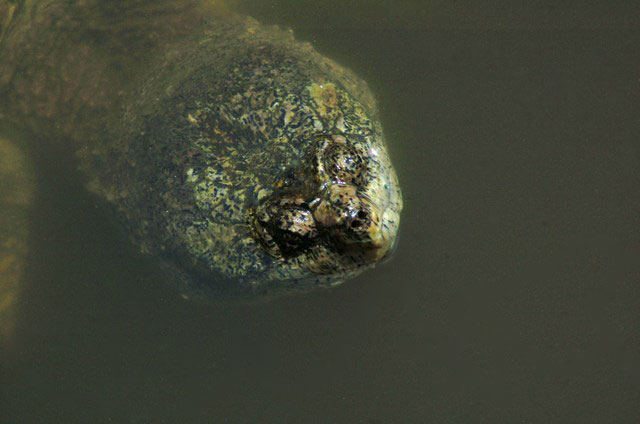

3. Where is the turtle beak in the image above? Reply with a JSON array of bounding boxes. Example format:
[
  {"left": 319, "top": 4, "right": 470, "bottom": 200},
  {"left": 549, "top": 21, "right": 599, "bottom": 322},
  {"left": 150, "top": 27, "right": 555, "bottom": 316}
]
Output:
[
  {"left": 361, "top": 205, "right": 396, "bottom": 261},
  {"left": 311, "top": 188, "right": 395, "bottom": 263}
]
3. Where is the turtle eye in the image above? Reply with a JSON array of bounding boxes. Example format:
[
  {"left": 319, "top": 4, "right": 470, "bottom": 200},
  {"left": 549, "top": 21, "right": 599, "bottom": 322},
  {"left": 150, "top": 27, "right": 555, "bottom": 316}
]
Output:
[
  {"left": 323, "top": 143, "right": 367, "bottom": 186},
  {"left": 270, "top": 205, "right": 318, "bottom": 257},
  {"left": 253, "top": 197, "right": 318, "bottom": 259},
  {"left": 274, "top": 206, "right": 317, "bottom": 238}
]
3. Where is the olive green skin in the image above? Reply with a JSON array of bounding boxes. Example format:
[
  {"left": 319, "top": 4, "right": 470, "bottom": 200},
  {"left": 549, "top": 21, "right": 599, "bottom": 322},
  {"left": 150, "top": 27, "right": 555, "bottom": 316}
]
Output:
[{"left": 0, "top": 1, "right": 402, "bottom": 297}]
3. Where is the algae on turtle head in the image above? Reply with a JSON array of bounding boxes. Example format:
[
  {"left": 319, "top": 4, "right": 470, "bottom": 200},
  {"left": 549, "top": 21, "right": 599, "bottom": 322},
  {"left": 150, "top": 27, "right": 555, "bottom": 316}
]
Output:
[{"left": 0, "top": 0, "right": 402, "bottom": 297}]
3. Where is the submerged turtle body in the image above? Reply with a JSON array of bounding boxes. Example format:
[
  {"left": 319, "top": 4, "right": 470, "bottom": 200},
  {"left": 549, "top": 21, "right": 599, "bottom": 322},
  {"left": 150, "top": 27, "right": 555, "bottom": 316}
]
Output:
[
  {"left": 0, "top": 133, "right": 34, "bottom": 342},
  {"left": 0, "top": 0, "right": 402, "bottom": 297}
]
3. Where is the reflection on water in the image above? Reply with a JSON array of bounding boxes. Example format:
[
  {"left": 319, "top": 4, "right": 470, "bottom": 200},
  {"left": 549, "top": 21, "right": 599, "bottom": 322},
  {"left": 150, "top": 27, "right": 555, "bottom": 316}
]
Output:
[{"left": 2, "top": 0, "right": 640, "bottom": 422}]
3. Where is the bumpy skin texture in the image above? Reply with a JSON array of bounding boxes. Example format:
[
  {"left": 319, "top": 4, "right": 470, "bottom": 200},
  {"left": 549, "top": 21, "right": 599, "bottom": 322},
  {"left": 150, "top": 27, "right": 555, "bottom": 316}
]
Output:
[{"left": 0, "top": 1, "right": 402, "bottom": 297}]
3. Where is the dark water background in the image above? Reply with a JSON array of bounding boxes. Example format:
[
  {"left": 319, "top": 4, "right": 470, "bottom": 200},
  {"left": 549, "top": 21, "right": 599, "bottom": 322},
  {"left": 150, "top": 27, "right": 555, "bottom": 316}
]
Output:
[{"left": 2, "top": 0, "right": 640, "bottom": 422}]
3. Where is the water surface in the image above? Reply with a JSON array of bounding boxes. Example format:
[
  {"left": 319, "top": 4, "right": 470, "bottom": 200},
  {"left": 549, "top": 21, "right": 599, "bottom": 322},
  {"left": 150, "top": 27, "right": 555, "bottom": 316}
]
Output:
[{"left": 2, "top": 0, "right": 639, "bottom": 422}]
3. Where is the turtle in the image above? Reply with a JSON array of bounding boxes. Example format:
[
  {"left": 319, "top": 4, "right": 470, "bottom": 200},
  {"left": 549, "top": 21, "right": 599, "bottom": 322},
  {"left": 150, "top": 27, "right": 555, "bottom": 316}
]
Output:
[{"left": 0, "top": 0, "right": 403, "bottom": 324}]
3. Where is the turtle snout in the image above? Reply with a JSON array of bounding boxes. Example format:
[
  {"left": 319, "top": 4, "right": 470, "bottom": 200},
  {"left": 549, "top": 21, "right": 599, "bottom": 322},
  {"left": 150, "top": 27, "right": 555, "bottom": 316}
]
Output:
[{"left": 311, "top": 183, "right": 391, "bottom": 256}]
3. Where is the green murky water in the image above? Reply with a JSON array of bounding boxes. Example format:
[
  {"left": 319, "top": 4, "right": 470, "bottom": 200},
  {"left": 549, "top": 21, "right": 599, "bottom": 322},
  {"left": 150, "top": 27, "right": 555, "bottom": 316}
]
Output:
[{"left": 1, "top": 1, "right": 639, "bottom": 422}]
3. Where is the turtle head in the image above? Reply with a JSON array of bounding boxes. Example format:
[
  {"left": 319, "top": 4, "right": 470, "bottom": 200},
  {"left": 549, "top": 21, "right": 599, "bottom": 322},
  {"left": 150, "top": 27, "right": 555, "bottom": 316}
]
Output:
[{"left": 154, "top": 43, "right": 402, "bottom": 294}]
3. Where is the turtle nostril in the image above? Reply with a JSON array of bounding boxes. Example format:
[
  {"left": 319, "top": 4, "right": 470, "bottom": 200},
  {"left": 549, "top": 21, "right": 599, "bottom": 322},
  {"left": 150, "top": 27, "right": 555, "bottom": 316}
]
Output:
[{"left": 350, "top": 210, "right": 368, "bottom": 229}]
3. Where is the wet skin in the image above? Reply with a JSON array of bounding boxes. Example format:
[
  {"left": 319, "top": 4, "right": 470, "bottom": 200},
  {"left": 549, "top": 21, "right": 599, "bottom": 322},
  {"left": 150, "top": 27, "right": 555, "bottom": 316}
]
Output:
[{"left": 0, "top": 1, "right": 402, "bottom": 297}]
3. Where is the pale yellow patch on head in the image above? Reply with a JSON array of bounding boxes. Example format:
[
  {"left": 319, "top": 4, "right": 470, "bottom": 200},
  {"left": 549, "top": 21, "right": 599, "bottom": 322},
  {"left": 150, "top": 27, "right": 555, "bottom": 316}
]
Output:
[{"left": 307, "top": 82, "right": 339, "bottom": 119}]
